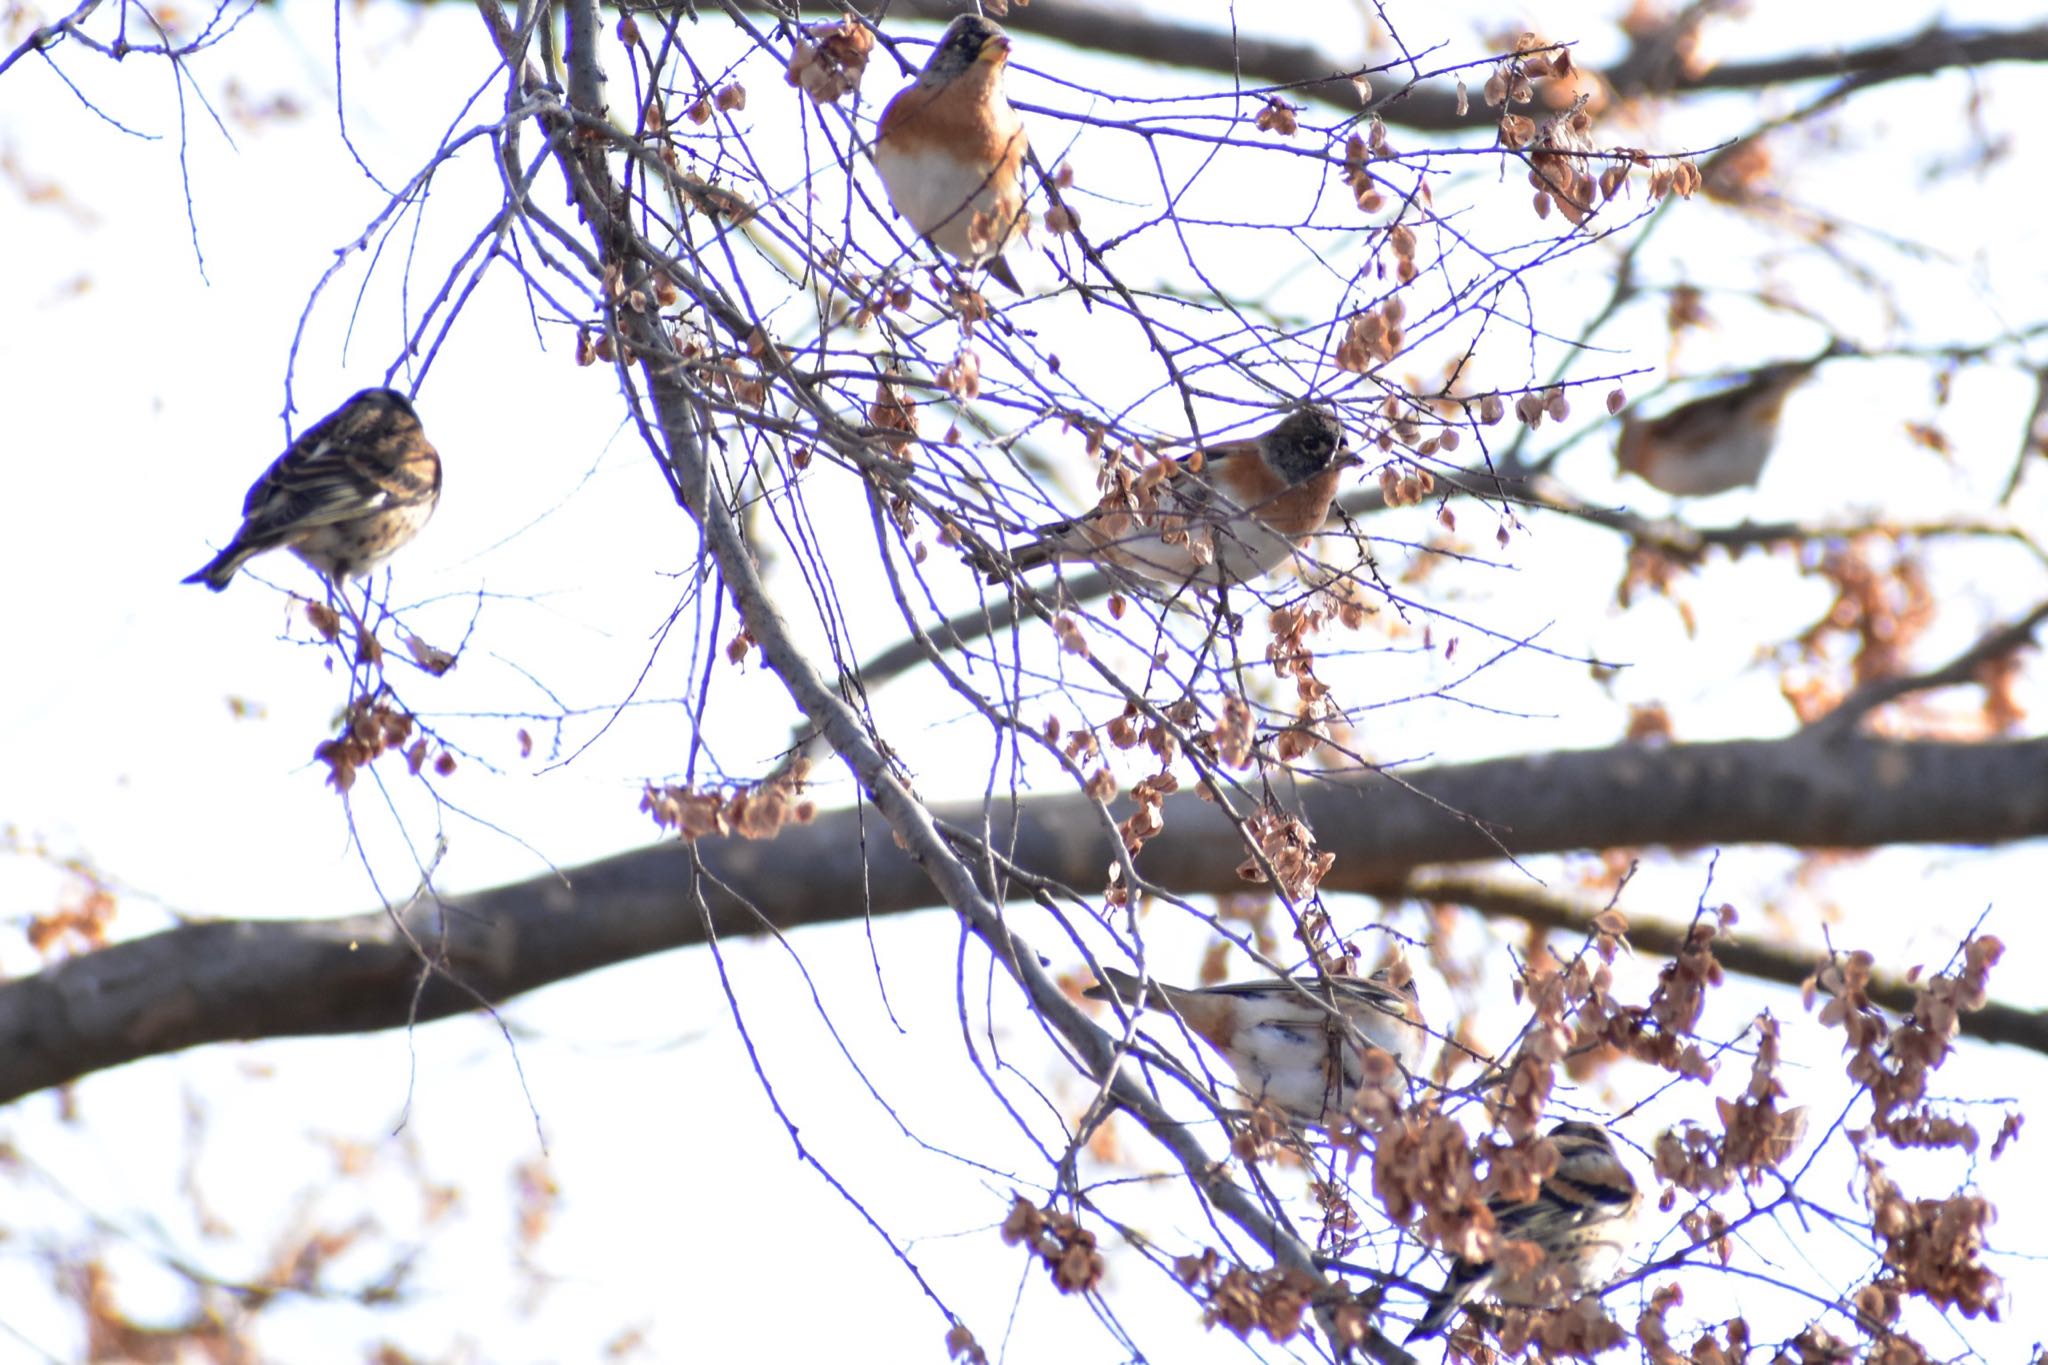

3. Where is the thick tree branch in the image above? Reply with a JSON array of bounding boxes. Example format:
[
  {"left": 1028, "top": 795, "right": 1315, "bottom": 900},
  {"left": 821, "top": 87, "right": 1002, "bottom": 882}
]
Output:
[
  {"left": 5, "top": 732, "right": 2045, "bottom": 1106},
  {"left": 785, "top": 4, "right": 2048, "bottom": 130}
]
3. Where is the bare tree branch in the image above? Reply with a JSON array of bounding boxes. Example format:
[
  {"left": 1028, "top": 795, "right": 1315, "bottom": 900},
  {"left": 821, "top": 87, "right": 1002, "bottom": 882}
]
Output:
[
  {"left": 766, "top": 4, "right": 2048, "bottom": 131},
  {"left": 1390, "top": 872, "right": 2047, "bottom": 1051},
  {"left": 1805, "top": 599, "right": 2048, "bottom": 740},
  {"left": 6, "top": 731, "right": 2044, "bottom": 1106}
]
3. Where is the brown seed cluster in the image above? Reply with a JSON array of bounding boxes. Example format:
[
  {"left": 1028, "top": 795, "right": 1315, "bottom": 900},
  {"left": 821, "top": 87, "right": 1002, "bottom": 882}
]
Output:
[
  {"left": 313, "top": 698, "right": 455, "bottom": 794},
  {"left": 1863, "top": 1159, "right": 2002, "bottom": 1321},
  {"left": 1234, "top": 801, "right": 1332, "bottom": 900},
  {"left": 1491, "top": 1294, "right": 1628, "bottom": 1356},
  {"left": 936, "top": 346, "right": 981, "bottom": 400},
  {"left": 867, "top": 377, "right": 923, "bottom": 534},
  {"left": 1371, "top": 1110, "right": 1496, "bottom": 1260},
  {"left": 1654, "top": 1013, "right": 1808, "bottom": 1194},
  {"left": 784, "top": 18, "right": 873, "bottom": 106},
  {"left": 1808, "top": 935, "right": 2004, "bottom": 1150},
  {"left": 1481, "top": 34, "right": 1700, "bottom": 224},
  {"left": 944, "top": 1323, "right": 986, "bottom": 1365},
  {"left": 1174, "top": 1251, "right": 1322, "bottom": 1344},
  {"left": 1000, "top": 1197, "right": 1104, "bottom": 1294},
  {"left": 1338, "top": 293, "right": 1405, "bottom": 373},
  {"left": 1791, "top": 539, "right": 1936, "bottom": 726},
  {"left": 640, "top": 761, "right": 817, "bottom": 841},
  {"left": 1377, "top": 461, "right": 1436, "bottom": 508},
  {"left": 1341, "top": 118, "right": 1402, "bottom": 220},
  {"left": 1253, "top": 96, "right": 1299, "bottom": 137},
  {"left": 1597, "top": 913, "right": 1724, "bottom": 1081},
  {"left": 25, "top": 876, "right": 117, "bottom": 959},
  {"left": 1212, "top": 692, "right": 1255, "bottom": 769}
]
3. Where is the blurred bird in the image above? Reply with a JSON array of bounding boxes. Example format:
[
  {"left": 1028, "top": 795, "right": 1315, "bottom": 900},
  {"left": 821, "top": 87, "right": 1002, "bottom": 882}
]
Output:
[
  {"left": 1407, "top": 1120, "right": 1643, "bottom": 1343},
  {"left": 183, "top": 388, "right": 442, "bottom": 592},
  {"left": 873, "top": 15, "right": 1030, "bottom": 293},
  {"left": 1615, "top": 352, "right": 1830, "bottom": 496},
  {"left": 1084, "top": 964, "right": 1428, "bottom": 1128},
  {"left": 996, "top": 406, "right": 1361, "bottom": 587}
]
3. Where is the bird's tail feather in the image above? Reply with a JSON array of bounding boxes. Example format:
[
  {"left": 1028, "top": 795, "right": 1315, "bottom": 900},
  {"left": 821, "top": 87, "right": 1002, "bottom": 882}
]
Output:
[
  {"left": 1405, "top": 1262, "right": 1485, "bottom": 1343},
  {"left": 984, "top": 254, "right": 1022, "bottom": 294},
  {"left": 182, "top": 544, "right": 253, "bottom": 592},
  {"left": 1082, "top": 966, "right": 1174, "bottom": 1012},
  {"left": 987, "top": 521, "right": 1072, "bottom": 582}
]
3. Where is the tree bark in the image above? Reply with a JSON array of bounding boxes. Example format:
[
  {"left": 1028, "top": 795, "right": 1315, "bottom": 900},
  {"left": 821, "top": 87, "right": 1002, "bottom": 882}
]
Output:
[
  {"left": 775, "top": 3, "right": 2048, "bottom": 130},
  {"left": 4, "top": 732, "right": 2042, "bottom": 1105}
]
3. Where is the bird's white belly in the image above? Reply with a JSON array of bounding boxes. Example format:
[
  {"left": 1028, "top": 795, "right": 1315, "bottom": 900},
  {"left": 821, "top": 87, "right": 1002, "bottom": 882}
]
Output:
[
  {"left": 1113, "top": 507, "right": 1297, "bottom": 584},
  {"left": 874, "top": 143, "right": 1019, "bottom": 265},
  {"left": 1227, "top": 1016, "right": 1354, "bottom": 1123}
]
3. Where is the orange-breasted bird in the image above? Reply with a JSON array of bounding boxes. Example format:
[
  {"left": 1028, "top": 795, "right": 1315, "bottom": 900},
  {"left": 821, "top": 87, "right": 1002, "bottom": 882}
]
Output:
[
  {"left": 1615, "top": 353, "right": 1828, "bottom": 496},
  {"left": 183, "top": 388, "right": 442, "bottom": 592},
  {"left": 1407, "top": 1120, "right": 1643, "bottom": 1343},
  {"left": 994, "top": 406, "right": 1361, "bottom": 587},
  {"left": 1084, "top": 964, "right": 1429, "bottom": 1128},
  {"left": 873, "top": 15, "right": 1030, "bottom": 293}
]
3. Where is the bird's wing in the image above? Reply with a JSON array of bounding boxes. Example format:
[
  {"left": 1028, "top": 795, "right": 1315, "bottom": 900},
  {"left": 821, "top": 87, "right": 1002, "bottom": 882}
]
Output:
[{"left": 240, "top": 408, "right": 423, "bottom": 534}]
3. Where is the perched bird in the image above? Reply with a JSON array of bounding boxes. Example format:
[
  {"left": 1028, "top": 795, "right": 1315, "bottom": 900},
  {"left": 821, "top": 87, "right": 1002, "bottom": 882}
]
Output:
[
  {"left": 183, "top": 388, "right": 442, "bottom": 592},
  {"left": 1084, "top": 964, "right": 1428, "bottom": 1128},
  {"left": 873, "top": 15, "right": 1030, "bottom": 293},
  {"left": 996, "top": 406, "right": 1361, "bottom": 587},
  {"left": 1407, "top": 1120, "right": 1643, "bottom": 1343},
  {"left": 1615, "top": 353, "right": 1826, "bottom": 497}
]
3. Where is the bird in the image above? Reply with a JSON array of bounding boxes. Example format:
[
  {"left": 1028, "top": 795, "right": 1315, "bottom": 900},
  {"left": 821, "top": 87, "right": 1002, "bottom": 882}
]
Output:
[
  {"left": 872, "top": 14, "right": 1030, "bottom": 293},
  {"left": 994, "top": 406, "right": 1362, "bottom": 587},
  {"left": 1083, "top": 963, "right": 1428, "bottom": 1128},
  {"left": 1406, "top": 1120, "right": 1643, "bottom": 1343},
  {"left": 183, "top": 388, "right": 442, "bottom": 592},
  {"left": 1615, "top": 352, "right": 1829, "bottom": 497}
]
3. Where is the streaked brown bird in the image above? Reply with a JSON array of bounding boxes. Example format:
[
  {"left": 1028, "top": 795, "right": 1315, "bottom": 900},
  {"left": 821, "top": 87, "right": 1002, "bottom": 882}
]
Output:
[
  {"left": 1084, "top": 963, "right": 1428, "bottom": 1128},
  {"left": 183, "top": 388, "right": 442, "bottom": 592},
  {"left": 1615, "top": 353, "right": 1827, "bottom": 496},
  {"left": 996, "top": 406, "right": 1361, "bottom": 587},
  {"left": 1407, "top": 1120, "right": 1643, "bottom": 1343},
  {"left": 873, "top": 15, "right": 1030, "bottom": 293}
]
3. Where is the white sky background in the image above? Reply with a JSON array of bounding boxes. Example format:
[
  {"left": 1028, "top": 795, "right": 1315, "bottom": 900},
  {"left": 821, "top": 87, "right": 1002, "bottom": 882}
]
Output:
[{"left": 1, "top": 0, "right": 2046, "bottom": 1360}]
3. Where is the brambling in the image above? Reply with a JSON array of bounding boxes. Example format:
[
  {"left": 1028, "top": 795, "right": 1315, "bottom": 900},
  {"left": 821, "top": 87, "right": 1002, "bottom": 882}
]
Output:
[
  {"left": 1407, "top": 1120, "right": 1643, "bottom": 1343},
  {"left": 1615, "top": 355, "right": 1823, "bottom": 497},
  {"left": 873, "top": 15, "right": 1030, "bottom": 293},
  {"left": 183, "top": 388, "right": 441, "bottom": 592},
  {"left": 994, "top": 406, "right": 1362, "bottom": 587},
  {"left": 1084, "top": 963, "right": 1428, "bottom": 1129}
]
